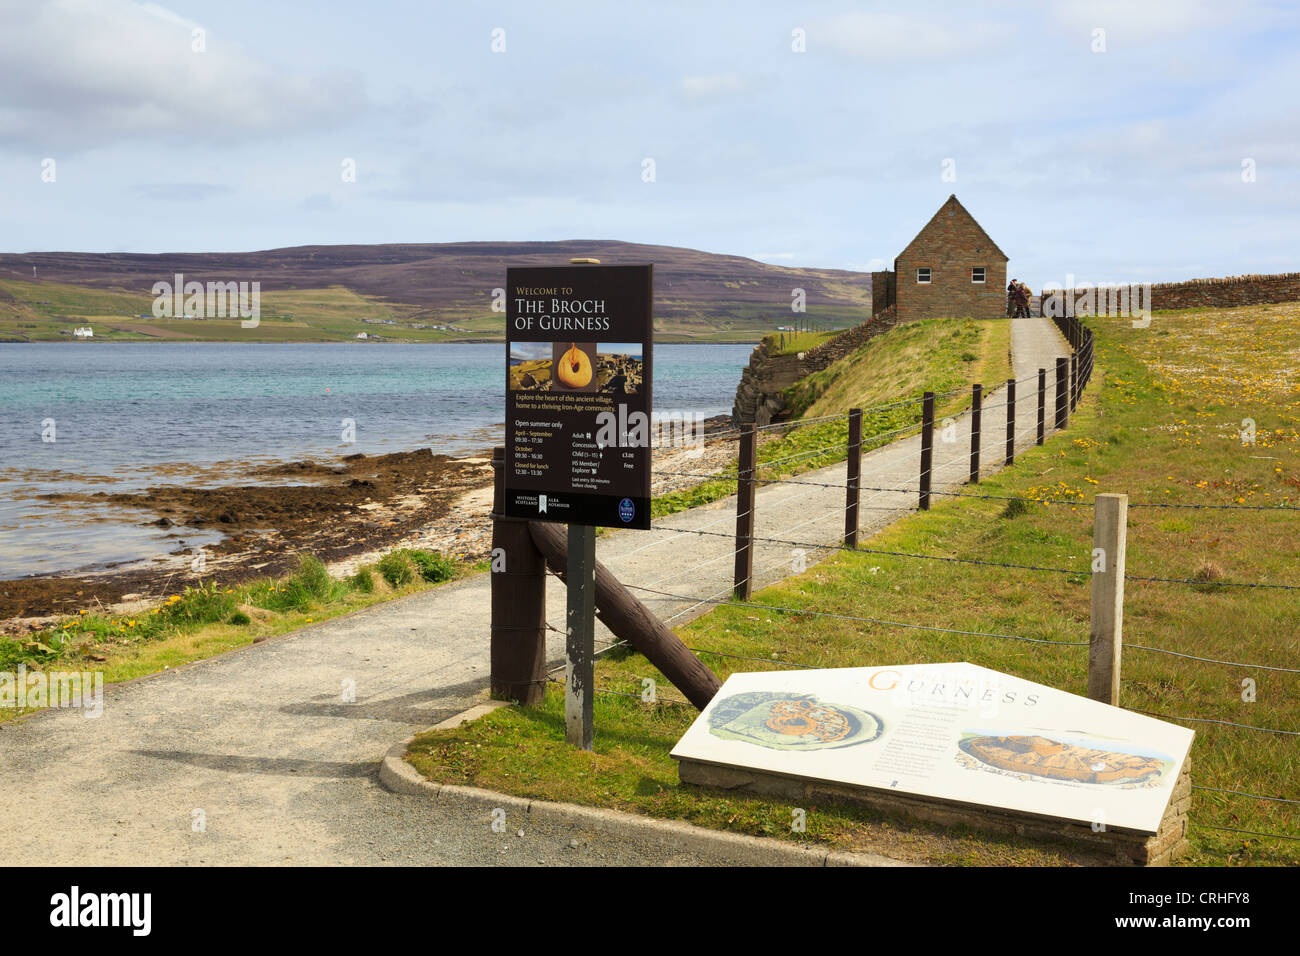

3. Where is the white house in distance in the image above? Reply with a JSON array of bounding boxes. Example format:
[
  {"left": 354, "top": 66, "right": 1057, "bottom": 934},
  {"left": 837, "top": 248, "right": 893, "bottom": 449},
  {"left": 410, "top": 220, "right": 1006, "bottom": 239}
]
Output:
[{"left": 72, "top": 326, "right": 93, "bottom": 338}]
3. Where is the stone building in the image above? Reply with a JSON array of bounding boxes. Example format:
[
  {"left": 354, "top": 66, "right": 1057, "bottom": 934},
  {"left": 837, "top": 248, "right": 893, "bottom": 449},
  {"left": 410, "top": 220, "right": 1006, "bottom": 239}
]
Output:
[{"left": 878, "top": 195, "right": 1009, "bottom": 322}]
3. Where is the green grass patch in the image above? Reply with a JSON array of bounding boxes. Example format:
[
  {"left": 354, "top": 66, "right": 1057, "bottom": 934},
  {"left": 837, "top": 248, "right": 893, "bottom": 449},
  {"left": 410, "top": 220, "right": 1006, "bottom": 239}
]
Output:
[{"left": 1, "top": 547, "right": 477, "bottom": 724}]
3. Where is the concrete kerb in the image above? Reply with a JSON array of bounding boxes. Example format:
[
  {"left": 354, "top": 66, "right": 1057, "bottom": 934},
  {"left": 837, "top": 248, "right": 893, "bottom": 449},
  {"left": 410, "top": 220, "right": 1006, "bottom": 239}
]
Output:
[{"left": 378, "top": 714, "right": 913, "bottom": 868}]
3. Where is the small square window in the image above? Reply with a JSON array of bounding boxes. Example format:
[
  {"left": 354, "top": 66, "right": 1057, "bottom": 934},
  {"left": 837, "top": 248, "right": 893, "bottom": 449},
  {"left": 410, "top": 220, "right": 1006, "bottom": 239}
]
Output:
[
  {"left": 972, "top": 267, "right": 986, "bottom": 283},
  {"left": 916, "top": 267, "right": 931, "bottom": 284}
]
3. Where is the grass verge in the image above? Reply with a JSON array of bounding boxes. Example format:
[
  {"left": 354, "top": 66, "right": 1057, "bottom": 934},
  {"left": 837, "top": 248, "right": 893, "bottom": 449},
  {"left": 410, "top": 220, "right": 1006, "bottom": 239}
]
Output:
[{"left": 1, "top": 549, "right": 477, "bottom": 724}]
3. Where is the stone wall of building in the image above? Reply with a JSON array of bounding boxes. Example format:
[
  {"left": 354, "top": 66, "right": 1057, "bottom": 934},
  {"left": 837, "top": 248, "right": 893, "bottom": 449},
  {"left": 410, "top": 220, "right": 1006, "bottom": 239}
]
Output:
[
  {"left": 871, "top": 270, "right": 896, "bottom": 314},
  {"left": 896, "top": 196, "right": 1007, "bottom": 322}
]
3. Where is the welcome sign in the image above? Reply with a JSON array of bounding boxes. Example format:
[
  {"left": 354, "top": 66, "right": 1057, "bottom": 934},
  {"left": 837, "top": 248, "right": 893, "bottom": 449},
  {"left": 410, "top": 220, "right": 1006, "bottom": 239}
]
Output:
[
  {"left": 504, "top": 264, "right": 653, "bottom": 529},
  {"left": 671, "top": 662, "right": 1195, "bottom": 835}
]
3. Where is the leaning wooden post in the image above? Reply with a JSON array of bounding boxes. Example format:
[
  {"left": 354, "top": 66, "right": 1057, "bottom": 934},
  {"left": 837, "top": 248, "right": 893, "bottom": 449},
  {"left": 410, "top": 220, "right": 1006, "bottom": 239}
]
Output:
[
  {"left": 844, "top": 408, "right": 862, "bottom": 548},
  {"left": 733, "top": 423, "right": 756, "bottom": 600},
  {"left": 1089, "top": 493, "right": 1128, "bottom": 706},
  {"left": 919, "top": 391, "right": 935, "bottom": 510},
  {"left": 489, "top": 446, "right": 548, "bottom": 704},
  {"left": 969, "top": 383, "right": 982, "bottom": 484},
  {"left": 528, "top": 521, "right": 722, "bottom": 709},
  {"left": 1036, "top": 368, "right": 1046, "bottom": 445},
  {"left": 1004, "top": 377, "right": 1016, "bottom": 466},
  {"left": 1055, "top": 357, "right": 1069, "bottom": 430}
]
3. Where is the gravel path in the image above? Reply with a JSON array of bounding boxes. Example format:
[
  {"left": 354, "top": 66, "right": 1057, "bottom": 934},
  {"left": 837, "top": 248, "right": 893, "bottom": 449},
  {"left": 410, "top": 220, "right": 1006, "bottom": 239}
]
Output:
[{"left": 0, "top": 317, "right": 1070, "bottom": 866}]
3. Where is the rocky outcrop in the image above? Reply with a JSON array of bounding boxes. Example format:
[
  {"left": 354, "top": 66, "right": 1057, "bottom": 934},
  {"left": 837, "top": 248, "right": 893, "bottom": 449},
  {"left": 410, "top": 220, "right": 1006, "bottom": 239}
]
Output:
[{"left": 731, "top": 307, "right": 899, "bottom": 426}]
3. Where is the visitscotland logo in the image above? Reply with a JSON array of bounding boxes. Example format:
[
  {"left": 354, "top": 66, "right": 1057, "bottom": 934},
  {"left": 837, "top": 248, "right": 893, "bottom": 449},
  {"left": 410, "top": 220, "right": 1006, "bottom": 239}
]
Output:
[{"left": 49, "top": 886, "right": 151, "bottom": 936}]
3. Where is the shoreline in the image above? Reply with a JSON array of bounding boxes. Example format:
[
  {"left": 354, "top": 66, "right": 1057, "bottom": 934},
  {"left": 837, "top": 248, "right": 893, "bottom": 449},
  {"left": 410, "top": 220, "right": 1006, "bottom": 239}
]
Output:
[{"left": 0, "top": 415, "right": 736, "bottom": 630}]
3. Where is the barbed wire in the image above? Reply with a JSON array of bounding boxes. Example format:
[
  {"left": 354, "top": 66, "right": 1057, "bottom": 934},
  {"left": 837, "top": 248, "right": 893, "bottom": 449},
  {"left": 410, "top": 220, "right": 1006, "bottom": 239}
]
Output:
[
  {"left": 1193, "top": 785, "right": 1300, "bottom": 806},
  {"left": 1197, "top": 823, "right": 1300, "bottom": 843},
  {"left": 623, "top": 583, "right": 1087, "bottom": 645},
  {"left": 1124, "top": 572, "right": 1300, "bottom": 591},
  {"left": 1129, "top": 500, "right": 1300, "bottom": 512},
  {"left": 1135, "top": 709, "right": 1300, "bottom": 737},
  {"left": 645, "top": 524, "right": 1087, "bottom": 576},
  {"left": 1126, "top": 643, "right": 1300, "bottom": 674}
]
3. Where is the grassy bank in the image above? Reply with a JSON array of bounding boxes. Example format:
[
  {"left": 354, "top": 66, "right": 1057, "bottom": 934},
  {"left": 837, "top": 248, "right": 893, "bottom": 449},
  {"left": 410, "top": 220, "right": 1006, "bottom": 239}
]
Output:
[
  {"left": 653, "top": 317, "right": 1011, "bottom": 518},
  {"left": 1, "top": 548, "right": 475, "bottom": 724},
  {"left": 407, "top": 302, "right": 1300, "bottom": 866}
]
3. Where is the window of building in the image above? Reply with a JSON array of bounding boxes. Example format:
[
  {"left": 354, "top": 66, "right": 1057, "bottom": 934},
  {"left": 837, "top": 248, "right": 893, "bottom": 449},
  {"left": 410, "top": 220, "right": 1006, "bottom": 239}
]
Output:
[
  {"left": 916, "top": 267, "right": 931, "bottom": 284},
  {"left": 971, "top": 267, "right": 986, "bottom": 283}
]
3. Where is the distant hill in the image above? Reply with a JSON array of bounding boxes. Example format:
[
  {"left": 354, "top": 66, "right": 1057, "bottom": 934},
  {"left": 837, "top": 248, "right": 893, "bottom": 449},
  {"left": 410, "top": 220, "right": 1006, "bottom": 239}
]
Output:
[{"left": 0, "top": 240, "right": 871, "bottom": 343}]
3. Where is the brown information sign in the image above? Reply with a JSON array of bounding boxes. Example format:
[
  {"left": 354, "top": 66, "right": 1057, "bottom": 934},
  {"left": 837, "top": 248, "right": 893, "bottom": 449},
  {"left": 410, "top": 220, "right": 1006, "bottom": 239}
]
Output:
[{"left": 504, "top": 264, "right": 653, "bottom": 529}]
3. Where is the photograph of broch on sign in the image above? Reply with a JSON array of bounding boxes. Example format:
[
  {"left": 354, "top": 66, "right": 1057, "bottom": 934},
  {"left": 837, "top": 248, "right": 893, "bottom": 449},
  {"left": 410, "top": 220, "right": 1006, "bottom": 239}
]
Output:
[{"left": 0, "top": 1, "right": 1295, "bottom": 920}]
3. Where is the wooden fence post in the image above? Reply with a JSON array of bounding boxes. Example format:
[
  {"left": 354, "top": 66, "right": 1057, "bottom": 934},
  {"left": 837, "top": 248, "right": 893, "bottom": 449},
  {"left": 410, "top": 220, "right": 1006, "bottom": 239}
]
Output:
[
  {"left": 1070, "top": 350, "right": 1079, "bottom": 412},
  {"left": 1037, "top": 367, "right": 1046, "bottom": 446},
  {"left": 1088, "top": 493, "right": 1128, "bottom": 706},
  {"left": 1055, "top": 357, "right": 1069, "bottom": 430},
  {"left": 489, "top": 446, "right": 548, "bottom": 704},
  {"left": 919, "top": 391, "right": 935, "bottom": 510},
  {"left": 1004, "top": 377, "right": 1016, "bottom": 466},
  {"left": 733, "top": 423, "right": 756, "bottom": 600},
  {"left": 969, "top": 383, "right": 982, "bottom": 484},
  {"left": 844, "top": 408, "right": 862, "bottom": 548}
]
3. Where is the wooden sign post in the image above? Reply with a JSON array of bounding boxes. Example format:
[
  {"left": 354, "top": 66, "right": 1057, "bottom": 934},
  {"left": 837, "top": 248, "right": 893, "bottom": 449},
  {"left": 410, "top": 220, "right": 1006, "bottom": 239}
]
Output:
[
  {"left": 566, "top": 523, "right": 596, "bottom": 749},
  {"left": 504, "top": 260, "right": 654, "bottom": 750}
]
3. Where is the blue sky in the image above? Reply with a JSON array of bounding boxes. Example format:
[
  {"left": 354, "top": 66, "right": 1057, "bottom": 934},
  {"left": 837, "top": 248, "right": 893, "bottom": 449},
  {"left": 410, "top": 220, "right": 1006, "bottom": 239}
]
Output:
[{"left": 1, "top": 0, "right": 1297, "bottom": 288}]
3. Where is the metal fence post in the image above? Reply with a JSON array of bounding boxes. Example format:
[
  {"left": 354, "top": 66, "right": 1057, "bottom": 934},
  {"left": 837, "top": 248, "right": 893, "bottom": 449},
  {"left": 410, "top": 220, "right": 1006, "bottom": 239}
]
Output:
[{"left": 969, "top": 383, "right": 982, "bottom": 484}]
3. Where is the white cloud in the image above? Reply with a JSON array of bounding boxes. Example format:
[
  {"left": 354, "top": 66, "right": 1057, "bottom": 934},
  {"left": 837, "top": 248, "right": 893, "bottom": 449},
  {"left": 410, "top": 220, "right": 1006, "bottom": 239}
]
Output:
[
  {"left": 680, "top": 73, "right": 745, "bottom": 99},
  {"left": 814, "top": 11, "right": 1003, "bottom": 61},
  {"left": 0, "top": 0, "right": 364, "bottom": 148},
  {"left": 1051, "top": 0, "right": 1244, "bottom": 42}
]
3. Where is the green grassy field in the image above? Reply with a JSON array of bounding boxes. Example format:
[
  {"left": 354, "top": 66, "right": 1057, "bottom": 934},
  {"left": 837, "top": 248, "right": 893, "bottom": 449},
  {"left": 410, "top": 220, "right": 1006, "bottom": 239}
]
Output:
[{"left": 407, "top": 301, "right": 1300, "bottom": 866}]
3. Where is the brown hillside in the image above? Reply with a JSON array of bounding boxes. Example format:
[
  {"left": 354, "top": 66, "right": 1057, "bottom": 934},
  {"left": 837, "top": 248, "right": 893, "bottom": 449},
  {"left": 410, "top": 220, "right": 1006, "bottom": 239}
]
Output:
[{"left": 0, "top": 240, "right": 871, "bottom": 327}]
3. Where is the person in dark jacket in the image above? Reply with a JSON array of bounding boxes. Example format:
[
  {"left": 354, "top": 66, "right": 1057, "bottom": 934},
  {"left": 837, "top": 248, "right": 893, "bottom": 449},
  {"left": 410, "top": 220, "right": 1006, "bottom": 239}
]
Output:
[{"left": 1012, "top": 282, "right": 1030, "bottom": 318}]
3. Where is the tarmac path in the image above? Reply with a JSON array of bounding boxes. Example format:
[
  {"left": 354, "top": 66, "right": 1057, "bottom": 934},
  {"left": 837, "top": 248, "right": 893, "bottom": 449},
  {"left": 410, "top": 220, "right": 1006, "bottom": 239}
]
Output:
[{"left": 0, "top": 317, "right": 1069, "bottom": 865}]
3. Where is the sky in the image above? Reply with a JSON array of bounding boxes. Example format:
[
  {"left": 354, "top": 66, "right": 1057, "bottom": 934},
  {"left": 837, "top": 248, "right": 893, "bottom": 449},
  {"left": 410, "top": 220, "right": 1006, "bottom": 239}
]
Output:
[{"left": 1, "top": 0, "right": 1298, "bottom": 289}]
